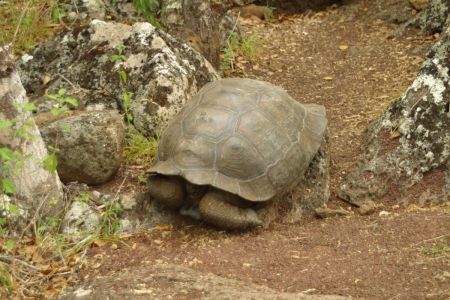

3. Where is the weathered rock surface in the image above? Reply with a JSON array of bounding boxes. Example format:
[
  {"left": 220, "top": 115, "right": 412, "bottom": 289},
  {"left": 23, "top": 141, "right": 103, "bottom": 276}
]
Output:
[
  {"left": 39, "top": 110, "right": 125, "bottom": 185},
  {"left": 408, "top": 0, "right": 450, "bottom": 34},
  {"left": 339, "top": 26, "right": 450, "bottom": 206},
  {"left": 0, "top": 47, "right": 64, "bottom": 234},
  {"left": 58, "top": 263, "right": 349, "bottom": 300},
  {"left": 314, "top": 206, "right": 351, "bottom": 219},
  {"left": 68, "top": 0, "right": 106, "bottom": 21},
  {"left": 61, "top": 200, "right": 100, "bottom": 238},
  {"left": 18, "top": 20, "right": 219, "bottom": 135}
]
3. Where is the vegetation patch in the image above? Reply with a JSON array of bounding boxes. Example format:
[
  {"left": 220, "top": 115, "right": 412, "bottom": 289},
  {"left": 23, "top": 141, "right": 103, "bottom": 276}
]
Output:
[
  {"left": 132, "top": 0, "right": 162, "bottom": 28},
  {"left": 221, "top": 32, "right": 261, "bottom": 76},
  {"left": 0, "top": 0, "right": 64, "bottom": 53},
  {"left": 421, "top": 236, "right": 450, "bottom": 262},
  {"left": 124, "top": 128, "right": 159, "bottom": 168}
]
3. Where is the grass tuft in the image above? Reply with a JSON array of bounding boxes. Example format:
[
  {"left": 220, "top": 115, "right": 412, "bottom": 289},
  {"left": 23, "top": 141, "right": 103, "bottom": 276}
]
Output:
[
  {"left": 221, "top": 32, "right": 261, "bottom": 76},
  {"left": 124, "top": 127, "right": 159, "bottom": 168},
  {"left": 0, "top": 0, "right": 64, "bottom": 53}
]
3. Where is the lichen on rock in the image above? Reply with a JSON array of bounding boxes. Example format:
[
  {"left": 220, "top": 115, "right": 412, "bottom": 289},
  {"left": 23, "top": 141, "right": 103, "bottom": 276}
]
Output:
[
  {"left": 18, "top": 20, "right": 219, "bottom": 136},
  {"left": 339, "top": 26, "right": 450, "bottom": 206},
  {"left": 39, "top": 110, "right": 125, "bottom": 185}
]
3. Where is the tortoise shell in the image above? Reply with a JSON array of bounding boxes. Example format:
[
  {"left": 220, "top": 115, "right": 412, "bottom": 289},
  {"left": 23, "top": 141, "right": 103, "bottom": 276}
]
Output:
[{"left": 149, "top": 78, "right": 327, "bottom": 202}]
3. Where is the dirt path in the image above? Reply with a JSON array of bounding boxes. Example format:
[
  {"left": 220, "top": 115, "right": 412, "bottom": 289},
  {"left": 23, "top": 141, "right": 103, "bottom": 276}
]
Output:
[{"left": 75, "top": 1, "right": 450, "bottom": 299}]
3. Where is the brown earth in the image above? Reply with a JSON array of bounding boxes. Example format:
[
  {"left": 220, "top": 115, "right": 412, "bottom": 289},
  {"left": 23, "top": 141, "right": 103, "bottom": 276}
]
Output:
[{"left": 73, "top": 0, "right": 450, "bottom": 299}]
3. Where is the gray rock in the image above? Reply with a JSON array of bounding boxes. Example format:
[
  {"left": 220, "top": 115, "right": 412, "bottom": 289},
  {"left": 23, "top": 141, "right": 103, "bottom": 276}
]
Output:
[
  {"left": 357, "top": 200, "right": 382, "bottom": 215},
  {"left": 58, "top": 263, "right": 349, "bottom": 300},
  {"left": 18, "top": 20, "right": 219, "bottom": 135},
  {"left": 339, "top": 26, "right": 450, "bottom": 206},
  {"left": 62, "top": 201, "right": 100, "bottom": 238},
  {"left": 0, "top": 194, "right": 29, "bottom": 237},
  {"left": 81, "top": 0, "right": 106, "bottom": 20},
  {"left": 120, "top": 192, "right": 138, "bottom": 210},
  {"left": 40, "top": 110, "right": 125, "bottom": 185},
  {"left": 314, "top": 207, "right": 351, "bottom": 219},
  {"left": 406, "top": 0, "right": 450, "bottom": 34}
]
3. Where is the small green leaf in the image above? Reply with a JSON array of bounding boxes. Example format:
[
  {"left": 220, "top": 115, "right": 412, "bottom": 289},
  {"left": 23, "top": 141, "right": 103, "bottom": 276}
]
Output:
[
  {"left": 1, "top": 179, "right": 16, "bottom": 194},
  {"left": 5, "top": 239, "right": 14, "bottom": 251},
  {"left": 14, "top": 127, "right": 27, "bottom": 138},
  {"left": 0, "top": 148, "right": 14, "bottom": 161},
  {"left": 23, "top": 102, "right": 37, "bottom": 112},
  {"left": 117, "top": 70, "right": 128, "bottom": 84},
  {"left": 45, "top": 93, "right": 58, "bottom": 101},
  {"left": 58, "top": 89, "right": 67, "bottom": 96},
  {"left": 0, "top": 119, "right": 13, "bottom": 129},
  {"left": 50, "top": 106, "right": 68, "bottom": 116},
  {"left": 63, "top": 97, "right": 78, "bottom": 107},
  {"left": 0, "top": 218, "right": 6, "bottom": 226},
  {"left": 8, "top": 203, "right": 18, "bottom": 216},
  {"left": 43, "top": 153, "right": 58, "bottom": 174}
]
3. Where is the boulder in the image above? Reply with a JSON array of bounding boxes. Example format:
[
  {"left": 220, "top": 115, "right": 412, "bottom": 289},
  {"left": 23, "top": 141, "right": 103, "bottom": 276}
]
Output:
[
  {"left": 339, "top": 26, "right": 450, "bottom": 206},
  {"left": 18, "top": 20, "right": 219, "bottom": 135},
  {"left": 0, "top": 47, "right": 64, "bottom": 234},
  {"left": 61, "top": 200, "right": 100, "bottom": 238},
  {"left": 39, "top": 110, "right": 125, "bottom": 185}
]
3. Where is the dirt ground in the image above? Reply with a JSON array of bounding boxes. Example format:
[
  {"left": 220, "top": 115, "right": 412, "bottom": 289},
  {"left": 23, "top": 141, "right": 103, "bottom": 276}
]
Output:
[{"left": 75, "top": 0, "right": 449, "bottom": 299}]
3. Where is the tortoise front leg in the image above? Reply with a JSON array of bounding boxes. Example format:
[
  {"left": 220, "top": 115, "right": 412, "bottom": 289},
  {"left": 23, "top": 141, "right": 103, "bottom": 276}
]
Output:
[
  {"left": 198, "top": 190, "right": 263, "bottom": 230},
  {"left": 148, "top": 175, "right": 185, "bottom": 209}
]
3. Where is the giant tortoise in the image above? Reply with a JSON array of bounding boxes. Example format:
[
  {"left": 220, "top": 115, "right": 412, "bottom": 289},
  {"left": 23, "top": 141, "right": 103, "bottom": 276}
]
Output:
[{"left": 148, "top": 78, "right": 327, "bottom": 229}]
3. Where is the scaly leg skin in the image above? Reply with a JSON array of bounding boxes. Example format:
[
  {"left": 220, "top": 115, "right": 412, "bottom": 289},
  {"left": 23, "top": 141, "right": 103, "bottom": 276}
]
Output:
[
  {"left": 147, "top": 175, "right": 185, "bottom": 209},
  {"left": 199, "top": 190, "right": 263, "bottom": 230}
]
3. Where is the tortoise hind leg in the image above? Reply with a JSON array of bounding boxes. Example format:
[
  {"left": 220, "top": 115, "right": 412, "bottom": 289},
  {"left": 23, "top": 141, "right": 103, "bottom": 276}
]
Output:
[{"left": 199, "top": 190, "right": 263, "bottom": 230}]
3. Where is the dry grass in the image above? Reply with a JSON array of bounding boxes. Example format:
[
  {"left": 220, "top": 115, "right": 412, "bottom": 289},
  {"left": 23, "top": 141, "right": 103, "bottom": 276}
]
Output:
[{"left": 0, "top": 0, "right": 63, "bottom": 53}]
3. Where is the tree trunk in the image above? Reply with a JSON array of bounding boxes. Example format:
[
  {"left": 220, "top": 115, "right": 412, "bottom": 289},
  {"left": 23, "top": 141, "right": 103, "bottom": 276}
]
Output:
[
  {"left": 339, "top": 26, "right": 450, "bottom": 206},
  {"left": 162, "top": 0, "right": 246, "bottom": 69},
  {"left": 0, "top": 47, "right": 64, "bottom": 230}
]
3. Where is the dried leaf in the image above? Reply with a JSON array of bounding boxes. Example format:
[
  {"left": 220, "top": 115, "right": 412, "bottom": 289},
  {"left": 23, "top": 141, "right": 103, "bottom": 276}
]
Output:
[
  {"left": 92, "top": 239, "right": 107, "bottom": 248},
  {"left": 155, "top": 224, "right": 172, "bottom": 231},
  {"left": 390, "top": 130, "right": 400, "bottom": 139}
]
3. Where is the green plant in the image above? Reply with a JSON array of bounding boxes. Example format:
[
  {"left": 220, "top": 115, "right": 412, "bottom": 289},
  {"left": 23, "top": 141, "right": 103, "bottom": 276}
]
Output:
[
  {"left": 266, "top": 6, "right": 275, "bottom": 19},
  {"left": 73, "top": 191, "right": 91, "bottom": 203},
  {"left": 221, "top": 32, "right": 260, "bottom": 75},
  {"left": 43, "top": 89, "right": 79, "bottom": 174},
  {"left": 112, "top": 45, "right": 136, "bottom": 124},
  {"left": 0, "top": 262, "right": 14, "bottom": 296},
  {"left": 133, "top": 0, "right": 162, "bottom": 28},
  {"left": 138, "top": 174, "right": 147, "bottom": 185},
  {"left": 45, "top": 88, "right": 79, "bottom": 116},
  {"left": 124, "top": 127, "right": 159, "bottom": 167},
  {"left": 111, "top": 44, "right": 127, "bottom": 63},
  {"left": 36, "top": 215, "right": 62, "bottom": 237},
  {"left": 422, "top": 237, "right": 450, "bottom": 261},
  {"left": 99, "top": 200, "right": 123, "bottom": 238}
]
